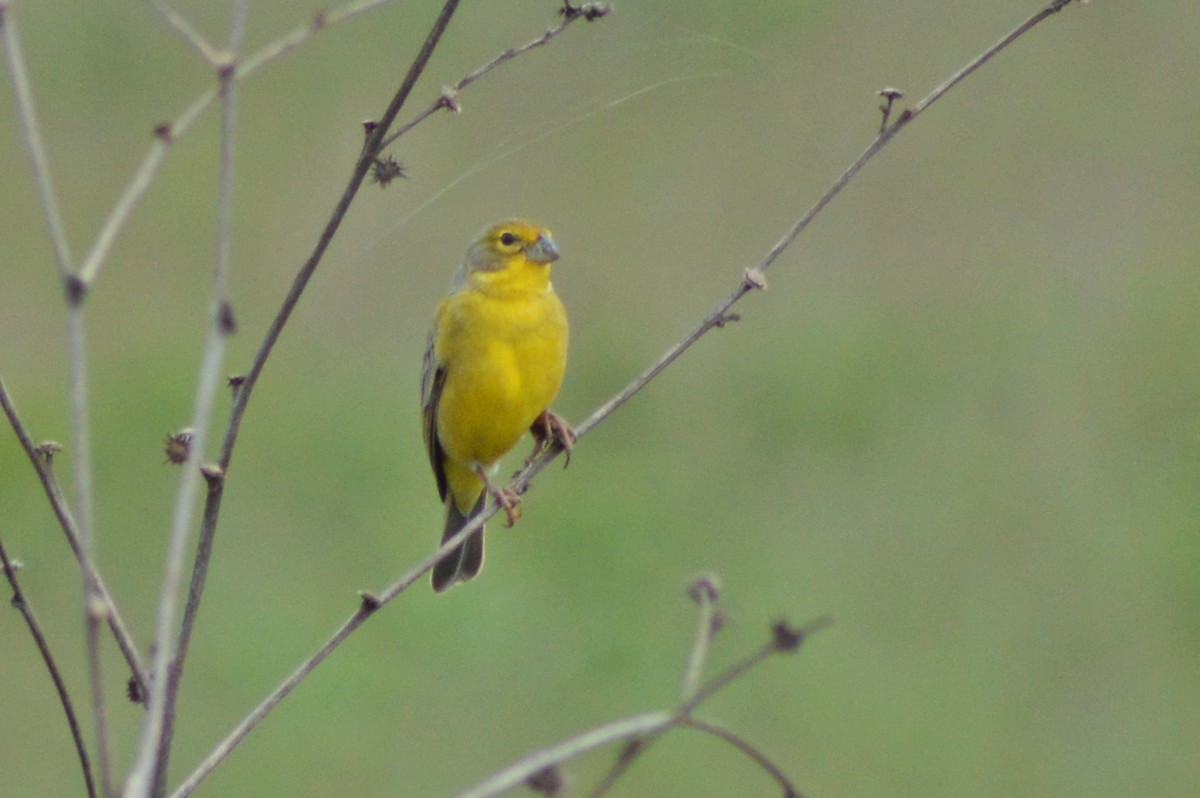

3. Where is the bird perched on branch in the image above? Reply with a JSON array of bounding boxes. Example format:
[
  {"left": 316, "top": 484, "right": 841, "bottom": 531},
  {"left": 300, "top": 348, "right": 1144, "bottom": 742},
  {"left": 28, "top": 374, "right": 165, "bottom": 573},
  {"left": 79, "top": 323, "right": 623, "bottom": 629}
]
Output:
[{"left": 421, "top": 220, "right": 574, "bottom": 592}]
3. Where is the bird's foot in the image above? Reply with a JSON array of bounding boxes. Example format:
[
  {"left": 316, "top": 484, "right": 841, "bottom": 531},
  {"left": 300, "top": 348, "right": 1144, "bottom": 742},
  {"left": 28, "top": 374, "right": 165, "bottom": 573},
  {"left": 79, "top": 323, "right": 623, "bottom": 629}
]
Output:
[
  {"left": 476, "top": 466, "right": 523, "bottom": 527},
  {"left": 494, "top": 486, "right": 522, "bottom": 527},
  {"left": 528, "top": 410, "right": 576, "bottom": 468}
]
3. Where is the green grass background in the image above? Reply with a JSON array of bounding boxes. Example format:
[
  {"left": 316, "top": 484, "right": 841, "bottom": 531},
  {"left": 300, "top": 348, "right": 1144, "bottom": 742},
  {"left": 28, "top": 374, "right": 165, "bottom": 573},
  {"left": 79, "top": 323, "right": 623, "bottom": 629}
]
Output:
[{"left": 2, "top": 1, "right": 1198, "bottom": 796}]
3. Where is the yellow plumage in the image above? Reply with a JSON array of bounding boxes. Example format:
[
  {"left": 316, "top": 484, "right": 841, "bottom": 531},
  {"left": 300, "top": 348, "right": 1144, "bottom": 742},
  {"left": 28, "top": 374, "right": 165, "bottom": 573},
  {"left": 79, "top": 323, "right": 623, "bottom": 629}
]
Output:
[{"left": 421, "top": 220, "right": 570, "bottom": 591}]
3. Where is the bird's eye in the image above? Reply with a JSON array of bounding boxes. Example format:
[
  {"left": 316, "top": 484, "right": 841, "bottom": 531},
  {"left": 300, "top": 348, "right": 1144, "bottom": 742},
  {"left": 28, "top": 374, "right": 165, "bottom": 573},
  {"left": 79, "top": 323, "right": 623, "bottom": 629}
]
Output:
[{"left": 499, "top": 232, "right": 518, "bottom": 247}]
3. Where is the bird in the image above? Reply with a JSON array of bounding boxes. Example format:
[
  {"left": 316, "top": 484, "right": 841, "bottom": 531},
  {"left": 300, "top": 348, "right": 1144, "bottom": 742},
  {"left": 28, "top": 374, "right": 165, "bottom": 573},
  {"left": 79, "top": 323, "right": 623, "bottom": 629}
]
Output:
[{"left": 421, "top": 220, "right": 574, "bottom": 592}]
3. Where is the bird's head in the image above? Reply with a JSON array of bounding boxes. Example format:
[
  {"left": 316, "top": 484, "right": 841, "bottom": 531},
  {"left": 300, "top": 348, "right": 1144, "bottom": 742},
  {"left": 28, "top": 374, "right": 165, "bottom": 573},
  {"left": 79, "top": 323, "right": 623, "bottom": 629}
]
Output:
[{"left": 465, "top": 219, "right": 558, "bottom": 271}]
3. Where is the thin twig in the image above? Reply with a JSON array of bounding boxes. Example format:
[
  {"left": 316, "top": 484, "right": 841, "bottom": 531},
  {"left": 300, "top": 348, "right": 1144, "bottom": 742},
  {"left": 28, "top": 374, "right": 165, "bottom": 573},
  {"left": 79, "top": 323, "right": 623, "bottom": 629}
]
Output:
[
  {"left": 0, "top": 17, "right": 104, "bottom": 753},
  {"left": 583, "top": 644, "right": 774, "bottom": 798},
  {"left": 586, "top": 616, "right": 831, "bottom": 798},
  {"left": 65, "top": 296, "right": 110, "bottom": 798},
  {"left": 212, "top": 0, "right": 463, "bottom": 476},
  {"left": 124, "top": 2, "right": 249, "bottom": 792},
  {"left": 236, "top": 0, "right": 398, "bottom": 82},
  {"left": 145, "top": 0, "right": 222, "bottom": 66},
  {"left": 379, "top": 2, "right": 605, "bottom": 150},
  {"left": 166, "top": 492, "right": 510, "bottom": 797},
  {"left": 151, "top": 467, "right": 223, "bottom": 794},
  {"left": 83, "top": 589, "right": 113, "bottom": 798},
  {"left": 0, "top": 0, "right": 74, "bottom": 279},
  {"left": 678, "top": 717, "right": 802, "bottom": 798},
  {"left": 454, "top": 712, "right": 675, "bottom": 798},
  {"left": 0, "top": 378, "right": 147, "bottom": 694},
  {"left": 5, "top": 10, "right": 121, "bottom": 789},
  {"left": 167, "top": 594, "right": 376, "bottom": 798},
  {"left": 169, "top": 464, "right": 524, "bottom": 798},
  {"left": 906, "top": 0, "right": 1076, "bottom": 120},
  {"left": 502, "top": 0, "right": 1082, "bottom": 500},
  {"left": 470, "top": 615, "right": 828, "bottom": 798},
  {"left": 169, "top": 2, "right": 609, "bottom": 789},
  {"left": 1, "top": 539, "right": 97, "bottom": 798},
  {"left": 165, "top": 4, "right": 465, "bottom": 795},
  {"left": 76, "top": 0, "right": 402, "bottom": 289},
  {"left": 149, "top": 30, "right": 246, "bottom": 797},
  {"left": 681, "top": 574, "right": 720, "bottom": 702}
]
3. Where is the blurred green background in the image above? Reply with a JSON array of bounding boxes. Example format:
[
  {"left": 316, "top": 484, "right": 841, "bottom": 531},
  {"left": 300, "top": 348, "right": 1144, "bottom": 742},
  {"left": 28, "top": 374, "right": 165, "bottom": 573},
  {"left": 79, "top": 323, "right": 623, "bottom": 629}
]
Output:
[{"left": 2, "top": 1, "right": 1198, "bottom": 796}]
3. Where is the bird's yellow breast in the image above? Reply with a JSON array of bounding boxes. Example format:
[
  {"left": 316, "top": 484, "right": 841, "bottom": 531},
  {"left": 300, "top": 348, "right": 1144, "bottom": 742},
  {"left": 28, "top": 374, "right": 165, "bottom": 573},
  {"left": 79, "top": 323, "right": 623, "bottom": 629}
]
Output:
[{"left": 433, "top": 266, "right": 567, "bottom": 469}]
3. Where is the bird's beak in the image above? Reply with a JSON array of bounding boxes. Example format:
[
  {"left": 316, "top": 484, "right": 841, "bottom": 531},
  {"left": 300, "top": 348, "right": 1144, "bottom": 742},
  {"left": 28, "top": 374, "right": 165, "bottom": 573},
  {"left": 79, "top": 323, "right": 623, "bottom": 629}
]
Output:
[{"left": 525, "top": 233, "right": 560, "bottom": 265}]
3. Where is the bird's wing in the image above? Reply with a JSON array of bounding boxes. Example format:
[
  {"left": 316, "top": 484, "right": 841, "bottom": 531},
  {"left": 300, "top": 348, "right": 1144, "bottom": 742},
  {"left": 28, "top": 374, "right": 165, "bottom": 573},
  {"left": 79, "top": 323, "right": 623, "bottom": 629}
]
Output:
[{"left": 420, "top": 322, "right": 449, "bottom": 503}]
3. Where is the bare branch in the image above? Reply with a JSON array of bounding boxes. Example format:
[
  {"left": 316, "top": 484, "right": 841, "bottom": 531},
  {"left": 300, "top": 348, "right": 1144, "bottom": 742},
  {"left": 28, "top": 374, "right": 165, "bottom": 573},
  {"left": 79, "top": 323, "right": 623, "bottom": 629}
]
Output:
[
  {"left": 124, "top": 2, "right": 250, "bottom": 792},
  {"left": 587, "top": 616, "right": 830, "bottom": 798},
  {"left": 678, "top": 717, "right": 803, "bottom": 798},
  {"left": 63, "top": 304, "right": 112, "bottom": 798},
  {"left": 167, "top": 593, "right": 378, "bottom": 798},
  {"left": 454, "top": 712, "right": 674, "bottom": 798},
  {"left": 0, "top": 0, "right": 74, "bottom": 279},
  {"left": 236, "top": 0, "right": 399, "bottom": 84},
  {"left": 145, "top": 0, "right": 222, "bottom": 66},
  {"left": 212, "top": 0, "right": 464, "bottom": 476},
  {"left": 1, "top": 539, "right": 97, "bottom": 798},
  {"left": 904, "top": 0, "right": 1076, "bottom": 121},
  {"left": 0, "top": 20, "right": 110, "bottom": 777},
  {"left": 166, "top": 509, "right": 492, "bottom": 798},
  {"left": 379, "top": 1, "right": 609, "bottom": 150},
  {"left": 502, "top": 0, "right": 1084, "bottom": 499},
  {"left": 111, "top": 6, "right": 618, "bottom": 793},
  {"left": 0, "top": 378, "right": 148, "bottom": 694},
  {"left": 165, "top": 3, "right": 479, "bottom": 792},
  {"left": 682, "top": 574, "right": 722, "bottom": 702},
  {"left": 76, "top": 0, "right": 403, "bottom": 289},
  {"left": 456, "top": 609, "right": 829, "bottom": 798}
]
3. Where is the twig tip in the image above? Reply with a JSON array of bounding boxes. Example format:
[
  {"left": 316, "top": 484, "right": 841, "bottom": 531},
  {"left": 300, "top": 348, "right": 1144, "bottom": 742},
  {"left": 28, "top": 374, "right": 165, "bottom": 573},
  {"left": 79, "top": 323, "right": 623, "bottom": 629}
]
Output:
[
  {"left": 771, "top": 614, "right": 834, "bottom": 653},
  {"left": 34, "top": 440, "right": 62, "bottom": 462},
  {"left": 687, "top": 573, "right": 721, "bottom": 605},
  {"left": 770, "top": 619, "right": 804, "bottom": 652},
  {"left": 561, "top": 1, "right": 612, "bottom": 21},
  {"left": 877, "top": 87, "right": 905, "bottom": 133}
]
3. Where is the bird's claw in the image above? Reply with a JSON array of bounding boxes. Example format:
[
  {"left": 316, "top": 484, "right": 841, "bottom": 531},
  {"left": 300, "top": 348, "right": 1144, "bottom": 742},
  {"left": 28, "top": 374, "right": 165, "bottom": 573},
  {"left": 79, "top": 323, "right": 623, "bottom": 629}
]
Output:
[
  {"left": 476, "top": 465, "right": 523, "bottom": 527},
  {"left": 495, "top": 487, "right": 522, "bottom": 528},
  {"left": 529, "top": 410, "right": 576, "bottom": 468}
]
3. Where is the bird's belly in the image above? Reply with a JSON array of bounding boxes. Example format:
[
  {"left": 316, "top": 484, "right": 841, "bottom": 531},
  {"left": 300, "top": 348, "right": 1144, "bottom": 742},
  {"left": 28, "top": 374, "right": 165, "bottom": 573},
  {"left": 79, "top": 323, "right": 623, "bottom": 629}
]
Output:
[{"left": 437, "top": 331, "right": 565, "bottom": 467}]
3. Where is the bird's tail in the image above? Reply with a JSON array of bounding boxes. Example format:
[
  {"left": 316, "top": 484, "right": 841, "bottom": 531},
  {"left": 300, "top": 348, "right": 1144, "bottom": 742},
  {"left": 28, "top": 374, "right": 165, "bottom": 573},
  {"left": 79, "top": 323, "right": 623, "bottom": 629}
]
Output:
[{"left": 431, "top": 493, "right": 485, "bottom": 592}]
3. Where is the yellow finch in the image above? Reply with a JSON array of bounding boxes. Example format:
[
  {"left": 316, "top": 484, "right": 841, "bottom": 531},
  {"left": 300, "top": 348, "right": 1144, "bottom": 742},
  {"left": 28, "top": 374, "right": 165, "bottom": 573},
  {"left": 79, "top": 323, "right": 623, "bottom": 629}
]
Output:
[{"left": 421, "top": 220, "right": 574, "bottom": 592}]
